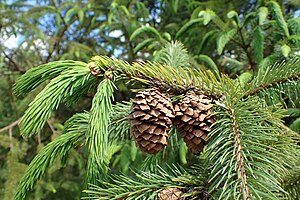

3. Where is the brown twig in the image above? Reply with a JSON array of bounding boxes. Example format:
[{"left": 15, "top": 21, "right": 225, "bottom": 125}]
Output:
[
  {"left": 47, "top": 119, "right": 56, "bottom": 134},
  {"left": 45, "top": 25, "right": 68, "bottom": 63},
  {"left": 229, "top": 107, "right": 250, "bottom": 199},
  {"left": 1, "top": 50, "right": 26, "bottom": 73},
  {"left": 37, "top": 131, "right": 41, "bottom": 145},
  {"left": 237, "top": 27, "right": 255, "bottom": 70},
  {"left": 122, "top": 24, "right": 134, "bottom": 63},
  {"left": 243, "top": 74, "right": 300, "bottom": 98},
  {"left": 0, "top": 119, "right": 20, "bottom": 133},
  {"left": 9, "top": 127, "right": 13, "bottom": 149},
  {"left": 44, "top": 1, "right": 69, "bottom": 63}
]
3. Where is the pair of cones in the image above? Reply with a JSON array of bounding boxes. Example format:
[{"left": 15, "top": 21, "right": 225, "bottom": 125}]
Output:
[{"left": 128, "top": 88, "right": 215, "bottom": 155}]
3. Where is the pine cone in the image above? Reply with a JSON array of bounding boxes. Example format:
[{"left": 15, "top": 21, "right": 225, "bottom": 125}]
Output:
[
  {"left": 129, "top": 88, "right": 174, "bottom": 154},
  {"left": 174, "top": 90, "right": 215, "bottom": 154},
  {"left": 158, "top": 188, "right": 183, "bottom": 200}
]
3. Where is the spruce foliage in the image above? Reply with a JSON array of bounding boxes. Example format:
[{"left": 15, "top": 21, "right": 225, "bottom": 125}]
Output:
[
  {"left": 86, "top": 79, "right": 115, "bottom": 184},
  {"left": 13, "top": 47, "right": 300, "bottom": 199},
  {"left": 15, "top": 63, "right": 97, "bottom": 137},
  {"left": 15, "top": 112, "right": 87, "bottom": 199}
]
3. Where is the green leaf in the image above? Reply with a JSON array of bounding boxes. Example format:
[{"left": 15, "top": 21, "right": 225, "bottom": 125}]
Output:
[
  {"left": 106, "top": 143, "right": 122, "bottom": 165},
  {"left": 199, "top": 9, "right": 216, "bottom": 25},
  {"left": 130, "top": 141, "right": 138, "bottom": 162},
  {"left": 171, "top": 0, "right": 179, "bottom": 13},
  {"left": 288, "top": 18, "right": 300, "bottom": 35},
  {"left": 191, "top": 6, "right": 203, "bottom": 19},
  {"left": 258, "top": 7, "right": 268, "bottom": 25},
  {"left": 195, "top": 54, "right": 219, "bottom": 74},
  {"left": 175, "top": 18, "right": 203, "bottom": 38},
  {"left": 268, "top": 1, "right": 289, "bottom": 37},
  {"left": 179, "top": 141, "right": 187, "bottom": 165},
  {"left": 130, "top": 26, "right": 161, "bottom": 41},
  {"left": 55, "top": 13, "right": 62, "bottom": 29},
  {"left": 69, "top": 42, "right": 94, "bottom": 52},
  {"left": 64, "top": 8, "right": 75, "bottom": 24},
  {"left": 27, "top": 6, "right": 56, "bottom": 14},
  {"left": 252, "top": 26, "right": 264, "bottom": 64},
  {"left": 217, "top": 29, "right": 236, "bottom": 55},
  {"left": 227, "top": 10, "right": 240, "bottom": 26},
  {"left": 78, "top": 10, "right": 84, "bottom": 25},
  {"left": 119, "top": 5, "right": 131, "bottom": 17},
  {"left": 198, "top": 30, "right": 218, "bottom": 53},
  {"left": 162, "top": 32, "right": 172, "bottom": 41},
  {"left": 237, "top": 71, "right": 253, "bottom": 87},
  {"left": 285, "top": 108, "right": 300, "bottom": 118},
  {"left": 133, "top": 38, "right": 156, "bottom": 53},
  {"left": 281, "top": 44, "right": 291, "bottom": 57},
  {"left": 290, "top": 118, "right": 300, "bottom": 133},
  {"left": 288, "top": 35, "right": 300, "bottom": 45},
  {"left": 243, "top": 12, "right": 256, "bottom": 26}
]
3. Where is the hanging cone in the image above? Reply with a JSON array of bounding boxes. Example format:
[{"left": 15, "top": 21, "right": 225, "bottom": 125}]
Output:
[
  {"left": 158, "top": 187, "right": 183, "bottom": 200},
  {"left": 174, "top": 90, "right": 215, "bottom": 154},
  {"left": 129, "top": 88, "right": 174, "bottom": 154}
]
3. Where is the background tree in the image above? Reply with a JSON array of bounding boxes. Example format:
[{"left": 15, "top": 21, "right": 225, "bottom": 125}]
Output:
[{"left": 0, "top": 0, "right": 300, "bottom": 199}]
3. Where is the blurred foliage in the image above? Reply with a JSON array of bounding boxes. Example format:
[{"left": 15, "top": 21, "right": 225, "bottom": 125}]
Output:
[{"left": 0, "top": 0, "right": 300, "bottom": 199}]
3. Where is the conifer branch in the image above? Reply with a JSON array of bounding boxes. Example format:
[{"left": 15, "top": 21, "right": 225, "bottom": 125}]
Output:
[
  {"left": 14, "top": 60, "right": 87, "bottom": 96},
  {"left": 268, "top": 1, "right": 290, "bottom": 37},
  {"left": 252, "top": 27, "right": 264, "bottom": 64},
  {"left": 19, "top": 65, "right": 97, "bottom": 137},
  {"left": 15, "top": 112, "right": 87, "bottom": 200},
  {"left": 283, "top": 160, "right": 300, "bottom": 199},
  {"left": 152, "top": 41, "right": 193, "bottom": 69},
  {"left": 45, "top": 0, "right": 69, "bottom": 63},
  {"left": 244, "top": 56, "right": 300, "bottom": 99},
  {"left": 206, "top": 98, "right": 297, "bottom": 199},
  {"left": 85, "top": 79, "right": 115, "bottom": 185},
  {"left": 83, "top": 165, "right": 206, "bottom": 200},
  {"left": 2, "top": 50, "right": 26, "bottom": 73},
  {"left": 228, "top": 107, "right": 250, "bottom": 199},
  {"left": 0, "top": 119, "right": 20, "bottom": 133},
  {"left": 108, "top": 101, "right": 131, "bottom": 142},
  {"left": 244, "top": 73, "right": 300, "bottom": 98},
  {"left": 237, "top": 27, "right": 255, "bottom": 70},
  {"left": 88, "top": 56, "right": 223, "bottom": 97},
  {"left": 6, "top": 1, "right": 300, "bottom": 199}
]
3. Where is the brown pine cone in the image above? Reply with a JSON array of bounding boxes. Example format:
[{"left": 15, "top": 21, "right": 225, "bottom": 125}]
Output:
[
  {"left": 129, "top": 88, "right": 174, "bottom": 154},
  {"left": 174, "top": 90, "right": 215, "bottom": 154},
  {"left": 158, "top": 187, "right": 183, "bottom": 200}
]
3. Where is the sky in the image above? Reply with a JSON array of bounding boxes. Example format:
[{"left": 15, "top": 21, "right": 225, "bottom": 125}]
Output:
[{"left": 3, "top": 34, "right": 22, "bottom": 49}]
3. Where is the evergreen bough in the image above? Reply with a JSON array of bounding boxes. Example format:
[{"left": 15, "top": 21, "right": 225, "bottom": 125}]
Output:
[{"left": 14, "top": 48, "right": 300, "bottom": 199}]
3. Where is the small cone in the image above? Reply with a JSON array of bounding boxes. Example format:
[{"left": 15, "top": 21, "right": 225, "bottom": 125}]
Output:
[
  {"left": 129, "top": 88, "right": 174, "bottom": 154},
  {"left": 174, "top": 90, "right": 215, "bottom": 154},
  {"left": 158, "top": 188, "right": 183, "bottom": 200}
]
